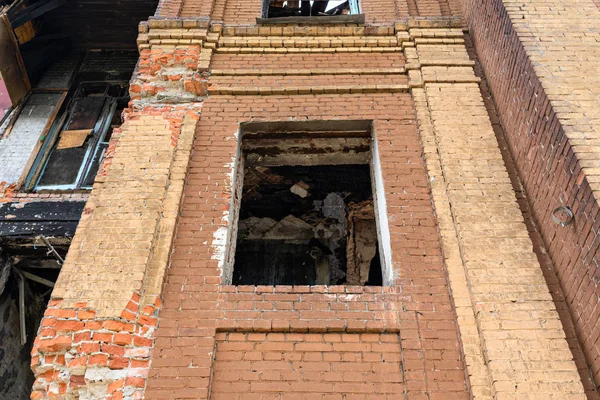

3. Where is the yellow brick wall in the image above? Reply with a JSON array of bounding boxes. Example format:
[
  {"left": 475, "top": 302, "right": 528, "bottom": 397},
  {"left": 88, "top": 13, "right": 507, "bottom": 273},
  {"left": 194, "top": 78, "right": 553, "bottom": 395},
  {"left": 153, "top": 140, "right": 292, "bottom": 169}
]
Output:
[
  {"left": 52, "top": 110, "right": 198, "bottom": 317},
  {"left": 409, "top": 30, "right": 587, "bottom": 399}
]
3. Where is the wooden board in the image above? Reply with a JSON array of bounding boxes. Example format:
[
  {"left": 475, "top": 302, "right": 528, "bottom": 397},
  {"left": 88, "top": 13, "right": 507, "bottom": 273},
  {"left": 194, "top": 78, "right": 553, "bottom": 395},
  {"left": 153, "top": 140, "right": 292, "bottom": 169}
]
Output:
[
  {"left": 56, "top": 129, "right": 91, "bottom": 149},
  {"left": 0, "top": 201, "right": 85, "bottom": 221},
  {"left": 0, "top": 220, "right": 80, "bottom": 237},
  {"left": 0, "top": 15, "right": 29, "bottom": 105}
]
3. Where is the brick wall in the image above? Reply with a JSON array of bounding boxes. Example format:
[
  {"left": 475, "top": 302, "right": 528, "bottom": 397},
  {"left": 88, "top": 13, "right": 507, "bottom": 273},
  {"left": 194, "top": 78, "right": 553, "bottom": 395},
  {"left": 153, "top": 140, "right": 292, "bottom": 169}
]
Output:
[
  {"left": 27, "top": 104, "right": 200, "bottom": 398},
  {"left": 463, "top": 32, "right": 599, "bottom": 399},
  {"left": 210, "top": 52, "right": 406, "bottom": 70},
  {"left": 161, "top": 0, "right": 461, "bottom": 20},
  {"left": 26, "top": 5, "right": 597, "bottom": 400},
  {"left": 145, "top": 92, "right": 469, "bottom": 399},
  {"left": 30, "top": 293, "right": 160, "bottom": 399},
  {"left": 461, "top": 0, "right": 600, "bottom": 392},
  {"left": 211, "top": 332, "right": 404, "bottom": 399}
]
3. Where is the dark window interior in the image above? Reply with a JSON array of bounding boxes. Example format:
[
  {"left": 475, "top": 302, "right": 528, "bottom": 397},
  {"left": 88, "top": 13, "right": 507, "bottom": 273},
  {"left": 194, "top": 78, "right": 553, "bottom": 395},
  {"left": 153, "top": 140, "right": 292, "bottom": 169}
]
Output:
[
  {"left": 265, "top": 0, "right": 358, "bottom": 18},
  {"left": 232, "top": 163, "right": 382, "bottom": 286}
]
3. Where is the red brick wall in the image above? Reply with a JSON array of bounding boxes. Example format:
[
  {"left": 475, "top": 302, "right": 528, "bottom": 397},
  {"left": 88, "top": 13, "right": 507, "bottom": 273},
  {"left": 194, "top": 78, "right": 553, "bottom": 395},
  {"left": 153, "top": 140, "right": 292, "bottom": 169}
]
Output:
[
  {"left": 145, "top": 93, "right": 469, "bottom": 399},
  {"left": 211, "top": 332, "right": 403, "bottom": 399},
  {"left": 464, "top": 0, "right": 600, "bottom": 391}
]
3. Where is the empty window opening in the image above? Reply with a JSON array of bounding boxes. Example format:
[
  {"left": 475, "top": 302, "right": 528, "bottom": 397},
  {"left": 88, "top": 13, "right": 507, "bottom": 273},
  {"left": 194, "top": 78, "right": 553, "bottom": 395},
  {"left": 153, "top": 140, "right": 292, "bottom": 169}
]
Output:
[
  {"left": 229, "top": 122, "right": 386, "bottom": 287},
  {"left": 263, "top": 0, "right": 362, "bottom": 20}
]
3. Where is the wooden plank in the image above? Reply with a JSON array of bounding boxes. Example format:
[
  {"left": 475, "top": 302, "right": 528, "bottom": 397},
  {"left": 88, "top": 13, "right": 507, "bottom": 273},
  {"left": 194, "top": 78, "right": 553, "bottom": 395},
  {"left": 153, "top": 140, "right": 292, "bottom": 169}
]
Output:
[
  {"left": 0, "top": 220, "right": 80, "bottom": 237},
  {"left": 9, "top": 0, "right": 66, "bottom": 29},
  {"left": 0, "top": 14, "right": 29, "bottom": 105},
  {"left": 17, "top": 91, "right": 66, "bottom": 188},
  {"left": 67, "top": 97, "right": 105, "bottom": 130},
  {"left": 56, "top": 129, "right": 91, "bottom": 149}
]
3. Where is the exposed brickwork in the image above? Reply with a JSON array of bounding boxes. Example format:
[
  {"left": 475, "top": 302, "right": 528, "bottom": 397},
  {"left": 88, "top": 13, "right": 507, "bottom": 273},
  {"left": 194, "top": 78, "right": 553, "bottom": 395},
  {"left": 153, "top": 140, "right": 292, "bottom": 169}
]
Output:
[
  {"left": 211, "top": 332, "right": 403, "bottom": 399},
  {"left": 145, "top": 92, "right": 469, "bottom": 399},
  {"left": 30, "top": 293, "right": 160, "bottom": 399},
  {"left": 210, "top": 52, "right": 406, "bottom": 70},
  {"left": 461, "top": 0, "right": 600, "bottom": 392},
  {"left": 0, "top": 189, "right": 89, "bottom": 204},
  {"left": 25, "top": 0, "right": 600, "bottom": 397},
  {"left": 131, "top": 46, "right": 208, "bottom": 102},
  {"left": 411, "top": 27, "right": 588, "bottom": 398},
  {"left": 465, "top": 32, "right": 600, "bottom": 399},
  {"left": 52, "top": 105, "right": 199, "bottom": 317},
  {"left": 154, "top": 0, "right": 183, "bottom": 17}
]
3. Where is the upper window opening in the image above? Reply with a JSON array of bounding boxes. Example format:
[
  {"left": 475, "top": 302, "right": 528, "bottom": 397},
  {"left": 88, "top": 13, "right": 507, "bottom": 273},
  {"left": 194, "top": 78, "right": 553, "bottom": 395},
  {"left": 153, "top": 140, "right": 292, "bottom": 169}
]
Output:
[
  {"left": 228, "top": 121, "right": 388, "bottom": 287},
  {"left": 261, "top": 0, "right": 363, "bottom": 22},
  {"left": 32, "top": 82, "right": 128, "bottom": 191}
]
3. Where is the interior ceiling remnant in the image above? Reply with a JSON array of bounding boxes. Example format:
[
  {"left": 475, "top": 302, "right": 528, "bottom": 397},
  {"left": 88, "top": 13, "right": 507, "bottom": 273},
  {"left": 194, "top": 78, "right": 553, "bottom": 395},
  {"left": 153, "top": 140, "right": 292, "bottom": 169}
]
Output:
[
  {"left": 232, "top": 164, "right": 382, "bottom": 286},
  {"left": 2, "top": 0, "right": 156, "bottom": 98},
  {"left": 34, "top": 0, "right": 159, "bottom": 50},
  {"left": 243, "top": 134, "right": 371, "bottom": 167}
]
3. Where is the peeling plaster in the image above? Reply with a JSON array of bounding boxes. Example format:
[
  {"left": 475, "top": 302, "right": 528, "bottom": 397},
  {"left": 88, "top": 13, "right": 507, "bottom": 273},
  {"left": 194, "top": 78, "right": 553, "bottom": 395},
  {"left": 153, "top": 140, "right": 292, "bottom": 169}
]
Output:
[{"left": 371, "top": 130, "right": 394, "bottom": 285}]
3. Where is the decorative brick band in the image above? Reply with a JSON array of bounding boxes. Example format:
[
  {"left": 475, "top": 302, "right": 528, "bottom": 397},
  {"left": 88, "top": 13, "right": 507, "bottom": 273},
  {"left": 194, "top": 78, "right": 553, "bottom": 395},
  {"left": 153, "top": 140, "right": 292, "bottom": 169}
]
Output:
[
  {"left": 210, "top": 68, "right": 407, "bottom": 76},
  {"left": 207, "top": 84, "right": 410, "bottom": 96},
  {"left": 215, "top": 47, "right": 405, "bottom": 54},
  {"left": 218, "top": 36, "right": 399, "bottom": 48}
]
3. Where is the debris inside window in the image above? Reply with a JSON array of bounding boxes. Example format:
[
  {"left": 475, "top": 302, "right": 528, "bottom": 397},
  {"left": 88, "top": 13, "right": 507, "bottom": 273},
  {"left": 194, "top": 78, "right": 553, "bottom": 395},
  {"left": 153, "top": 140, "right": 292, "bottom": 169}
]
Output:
[
  {"left": 231, "top": 127, "right": 382, "bottom": 287},
  {"left": 265, "top": 0, "right": 360, "bottom": 18}
]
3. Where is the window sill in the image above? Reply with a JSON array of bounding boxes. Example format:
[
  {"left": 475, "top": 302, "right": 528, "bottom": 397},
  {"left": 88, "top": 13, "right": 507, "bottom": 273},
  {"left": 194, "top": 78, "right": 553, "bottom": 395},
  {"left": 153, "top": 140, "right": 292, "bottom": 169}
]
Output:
[{"left": 256, "top": 14, "right": 365, "bottom": 25}]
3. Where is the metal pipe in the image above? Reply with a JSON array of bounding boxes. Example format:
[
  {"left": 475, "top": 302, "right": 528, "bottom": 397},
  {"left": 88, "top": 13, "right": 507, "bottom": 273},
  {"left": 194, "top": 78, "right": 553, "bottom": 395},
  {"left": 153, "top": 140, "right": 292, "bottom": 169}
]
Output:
[{"left": 37, "top": 235, "right": 64, "bottom": 264}]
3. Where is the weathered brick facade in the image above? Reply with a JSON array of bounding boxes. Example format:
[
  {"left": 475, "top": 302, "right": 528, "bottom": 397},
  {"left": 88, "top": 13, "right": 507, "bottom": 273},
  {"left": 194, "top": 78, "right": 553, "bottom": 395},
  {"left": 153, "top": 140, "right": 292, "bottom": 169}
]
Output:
[
  {"left": 14, "top": 0, "right": 600, "bottom": 399},
  {"left": 459, "top": 0, "right": 600, "bottom": 395}
]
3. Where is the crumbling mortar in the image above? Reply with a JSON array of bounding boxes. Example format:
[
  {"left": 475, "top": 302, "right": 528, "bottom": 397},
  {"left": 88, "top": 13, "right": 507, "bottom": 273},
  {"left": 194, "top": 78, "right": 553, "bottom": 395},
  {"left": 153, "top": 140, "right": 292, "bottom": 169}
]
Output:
[{"left": 30, "top": 293, "right": 161, "bottom": 400}]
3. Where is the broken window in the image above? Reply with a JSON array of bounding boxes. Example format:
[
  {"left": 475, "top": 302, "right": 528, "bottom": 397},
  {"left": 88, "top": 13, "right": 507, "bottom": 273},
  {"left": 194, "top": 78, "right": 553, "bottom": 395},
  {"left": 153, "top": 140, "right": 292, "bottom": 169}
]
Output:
[
  {"left": 31, "top": 82, "right": 127, "bottom": 190},
  {"left": 228, "top": 121, "right": 388, "bottom": 287},
  {"left": 261, "top": 0, "right": 362, "bottom": 20}
]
